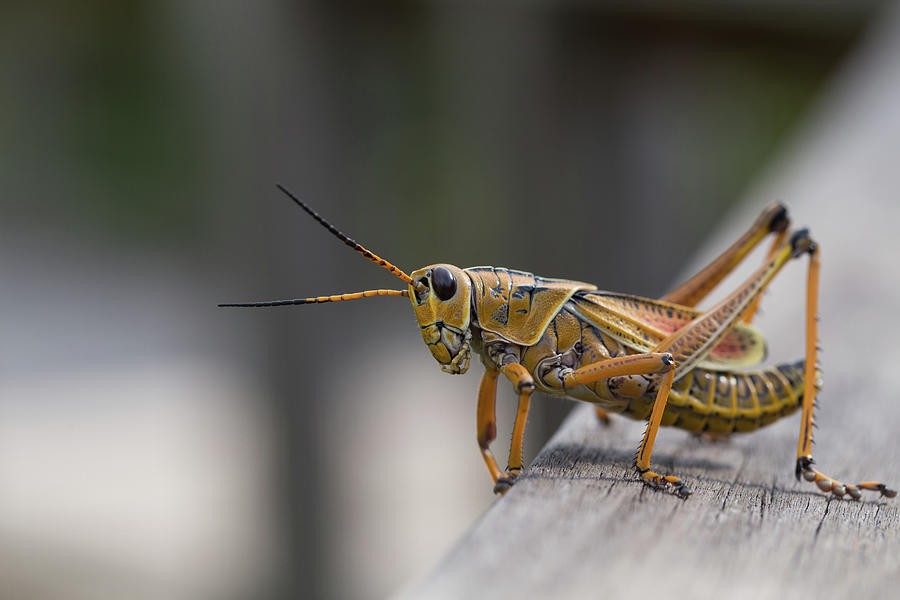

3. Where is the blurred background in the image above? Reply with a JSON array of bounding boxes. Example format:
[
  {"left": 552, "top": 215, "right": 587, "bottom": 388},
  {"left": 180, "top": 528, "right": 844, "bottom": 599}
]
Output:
[{"left": 0, "top": 1, "right": 894, "bottom": 599}]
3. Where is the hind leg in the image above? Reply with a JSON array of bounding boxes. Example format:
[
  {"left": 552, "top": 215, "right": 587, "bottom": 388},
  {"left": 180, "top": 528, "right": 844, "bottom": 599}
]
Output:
[
  {"left": 793, "top": 240, "right": 895, "bottom": 499},
  {"left": 662, "top": 203, "right": 789, "bottom": 307}
]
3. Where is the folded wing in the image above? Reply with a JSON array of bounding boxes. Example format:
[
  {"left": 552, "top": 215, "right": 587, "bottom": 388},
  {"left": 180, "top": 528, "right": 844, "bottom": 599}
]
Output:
[{"left": 569, "top": 292, "right": 767, "bottom": 369}]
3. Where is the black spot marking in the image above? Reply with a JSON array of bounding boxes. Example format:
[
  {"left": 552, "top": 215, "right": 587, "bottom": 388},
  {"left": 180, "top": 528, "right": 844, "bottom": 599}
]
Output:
[{"left": 492, "top": 304, "right": 509, "bottom": 325}]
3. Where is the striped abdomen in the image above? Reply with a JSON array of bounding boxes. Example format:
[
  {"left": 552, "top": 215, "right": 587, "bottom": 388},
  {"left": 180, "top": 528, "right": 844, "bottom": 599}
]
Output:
[
  {"left": 521, "top": 309, "right": 806, "bottom": 434},
  {"left": 641, "top": 362, "right": 806, "bottom": 434}
]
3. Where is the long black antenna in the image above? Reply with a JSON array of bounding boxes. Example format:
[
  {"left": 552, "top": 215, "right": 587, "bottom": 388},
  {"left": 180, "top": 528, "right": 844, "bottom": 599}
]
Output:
[
  {"left": 219, "top": 289, "right": 409, "bottom": 308},
  {"left": 275, "top": 184, "right": 423, "bottom": 290}
]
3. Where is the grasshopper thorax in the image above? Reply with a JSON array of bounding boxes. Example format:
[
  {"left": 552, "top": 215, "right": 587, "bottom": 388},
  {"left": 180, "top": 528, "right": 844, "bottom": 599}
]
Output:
[{"left": 409, "top": 264, "right": 473, "bottom": 374}]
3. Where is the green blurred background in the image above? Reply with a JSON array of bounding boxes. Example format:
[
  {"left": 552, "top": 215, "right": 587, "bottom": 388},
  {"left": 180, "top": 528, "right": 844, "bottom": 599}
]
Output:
[{"left": 0, "top": 1, "right": 887, "bottom": 599}]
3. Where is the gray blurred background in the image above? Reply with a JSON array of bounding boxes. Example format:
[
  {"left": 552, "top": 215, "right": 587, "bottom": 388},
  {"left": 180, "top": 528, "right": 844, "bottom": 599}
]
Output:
[{"left": 0, "top": 1, "right": 892, "bottom": 599}]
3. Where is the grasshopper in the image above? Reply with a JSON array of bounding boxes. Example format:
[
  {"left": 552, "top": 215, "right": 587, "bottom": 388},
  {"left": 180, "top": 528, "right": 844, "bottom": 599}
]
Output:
[{"left": 222, "top": 186, "right": 896, "bottom": 500}]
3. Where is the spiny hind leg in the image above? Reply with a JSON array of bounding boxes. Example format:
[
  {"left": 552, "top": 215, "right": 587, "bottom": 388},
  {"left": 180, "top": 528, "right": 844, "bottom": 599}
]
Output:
[
  {"left": 635, "top": 230, "right": 820, "bottom": 498},
  {"left": 794, "top": 238, "right": 896, "bottom": 500},
  {"left": 662, "top": 203, "right": 789, "bottom": 307},
  {"left": 741, "top": 228, "right": 788, "bottom": 324}
]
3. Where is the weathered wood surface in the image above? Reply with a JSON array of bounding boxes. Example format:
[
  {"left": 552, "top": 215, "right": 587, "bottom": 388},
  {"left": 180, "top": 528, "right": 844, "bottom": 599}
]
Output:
[
  {"left": 406, "top": 402, "right": 898, "bottom": 599},
  {"left": 400, "top": 7, "right": 900, "bottom": 599}
]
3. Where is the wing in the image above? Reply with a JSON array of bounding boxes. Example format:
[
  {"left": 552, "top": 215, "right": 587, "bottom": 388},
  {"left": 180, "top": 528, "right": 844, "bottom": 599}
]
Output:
[{"left": 568, "top": 291, "right": 767, "bottom": 369}]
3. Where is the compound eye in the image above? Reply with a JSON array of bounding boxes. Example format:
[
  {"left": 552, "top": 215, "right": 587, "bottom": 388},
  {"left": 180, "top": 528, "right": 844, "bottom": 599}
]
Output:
[{"left": 431, "top": 266, "right": 457, "bottom": 301}]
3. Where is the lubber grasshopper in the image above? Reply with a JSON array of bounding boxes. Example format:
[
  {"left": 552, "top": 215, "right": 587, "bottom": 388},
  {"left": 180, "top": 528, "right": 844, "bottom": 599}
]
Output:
[{"left": 221, "top": 186, "right": 896, "bottom": 500}]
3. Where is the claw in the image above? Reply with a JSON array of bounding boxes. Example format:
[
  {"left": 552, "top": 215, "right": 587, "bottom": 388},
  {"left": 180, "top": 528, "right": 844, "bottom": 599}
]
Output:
[
  {"left": 493, "top": 472, "right": 518, "bottom": 495},
  {"left": 639, "top": 469, "right": 691, "bottom": 498}
]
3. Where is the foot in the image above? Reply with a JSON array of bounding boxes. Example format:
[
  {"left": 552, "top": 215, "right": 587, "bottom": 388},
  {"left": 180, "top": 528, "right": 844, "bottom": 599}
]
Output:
[
  {"left": 493, "top": 470, "right": 520, "bottom": 495},
  {"left": 796, "top": 456, "right": 896, "bottom": 500},
  {"left": 639, "top": 468, "right": 692, "bottom": 498}
]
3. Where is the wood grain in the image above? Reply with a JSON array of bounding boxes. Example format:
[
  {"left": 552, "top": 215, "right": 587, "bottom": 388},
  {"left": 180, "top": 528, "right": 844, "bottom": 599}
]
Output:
[{"left": 404, "top": 399, "right": 898, "bottom": 599}]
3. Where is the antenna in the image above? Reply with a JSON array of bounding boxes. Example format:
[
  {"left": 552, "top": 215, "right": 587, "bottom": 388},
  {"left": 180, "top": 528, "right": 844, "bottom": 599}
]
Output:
[
  {"left": 276, "top": 184, "right": 423, "bottom": 290},
  {"left": 219, "top": 289, "right": 409, "bottom": 308}
]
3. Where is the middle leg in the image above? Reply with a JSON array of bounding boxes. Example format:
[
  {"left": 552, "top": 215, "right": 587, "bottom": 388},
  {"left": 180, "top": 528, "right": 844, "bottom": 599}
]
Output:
[{"left": 555, "top": 353, "right": 687, "bottom": 495}]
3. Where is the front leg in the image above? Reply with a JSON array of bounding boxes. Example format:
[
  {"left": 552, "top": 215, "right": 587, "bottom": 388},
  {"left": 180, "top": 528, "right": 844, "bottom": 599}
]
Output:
[
  {"left": 476, "top": 367, "right": 502, "bottom": 485},
  {"left": 493, "top": 361, "right": 535, "bottom": 495}
]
